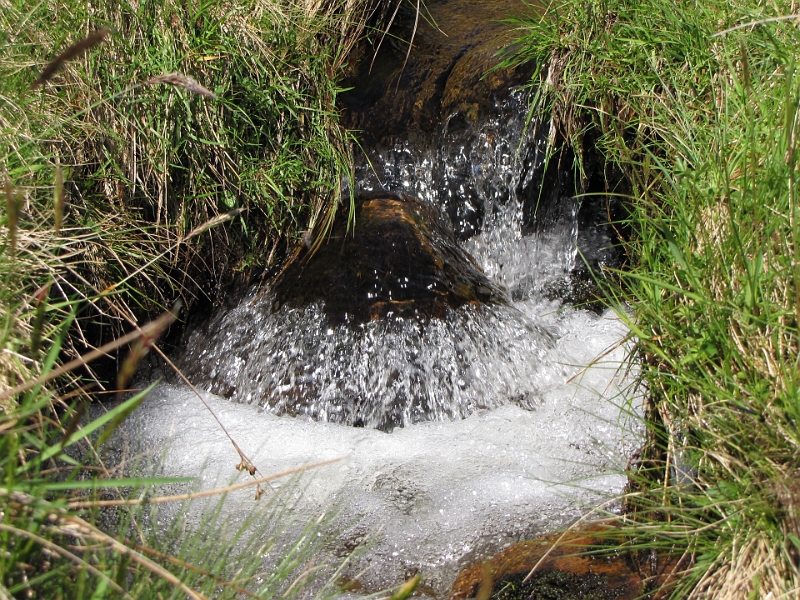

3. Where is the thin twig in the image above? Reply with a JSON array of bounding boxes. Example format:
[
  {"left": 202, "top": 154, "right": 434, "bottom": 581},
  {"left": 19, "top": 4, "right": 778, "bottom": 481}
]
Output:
[
  {"left": 369, "top": 0, "right": 403, "bottom": 73},
  {"left": 564, "top": 333, "right": 631, "bottom": 385},
  {"left": 152, "top": 346, "right": 267, "bottom": 494},
  {"left": 66, "top": 457, "right": 344, "bottom": 509},
  {"left": 395, "top": 0, "right": 421, "bottom": 93},
  {"left": 711, "top": 14, "right": 800, "bottom": 37}
]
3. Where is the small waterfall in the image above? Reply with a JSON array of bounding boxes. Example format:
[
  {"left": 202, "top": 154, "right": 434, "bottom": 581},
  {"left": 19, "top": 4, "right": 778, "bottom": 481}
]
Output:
[
  {"left": 180, "top": 297, "right": 554, "bottom": 430},
  {"left": 130, "top": 108, "right": 636, "bottom": 594},
  {"left": 128, "top": 7, "right": 637, "bottom": 586},
  {"left": 353, "top": 87, "right": 591, "bottom": 299},
  {"left": 177, "top": 88, "right": 597, "bottom": 430}
]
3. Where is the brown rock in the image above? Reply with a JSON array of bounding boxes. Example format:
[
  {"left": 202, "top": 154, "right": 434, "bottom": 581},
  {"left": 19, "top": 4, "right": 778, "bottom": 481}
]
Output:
[
  {"left": 272, "top": 192, "right": 506, "bottom": 323},
  {"left": 451, "top": 523, "right": 685, "bottom": 600}
]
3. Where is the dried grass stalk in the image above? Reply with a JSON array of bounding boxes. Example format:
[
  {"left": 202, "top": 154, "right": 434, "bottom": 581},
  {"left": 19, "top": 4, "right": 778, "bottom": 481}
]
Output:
[
  {"left": 54, "top": 165, "right": 64, "bottom": 235},
  {"left": 4, "top": 175, "right": 18, "bottom": 255},
  {"left": 147, "top": 73, "right": 217, "bottom": 98}
]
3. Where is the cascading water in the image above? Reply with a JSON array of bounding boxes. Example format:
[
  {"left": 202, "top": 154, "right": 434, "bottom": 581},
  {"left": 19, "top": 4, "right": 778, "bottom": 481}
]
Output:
[
  {"left": 179, "top": 299, "right": 554, "bottom": 430},
  {"left": 177, "top": 89, "right": 613, "bottom": 432},
  {"left": 353, "top": 90, "right": 544, "bottom": 239},
  {"left": 121, "top": 89, "right": 638, "bottom": 592},
  {"left": 119, "top": 1, "right": 638, "bottom": 592},
  {"left": 355, "top": 87, "right": 587, "bottom": 294}
]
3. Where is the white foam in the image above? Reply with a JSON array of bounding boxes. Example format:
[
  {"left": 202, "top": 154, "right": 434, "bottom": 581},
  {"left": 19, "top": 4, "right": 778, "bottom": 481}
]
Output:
[{"left": 119, "top": 307, "right": 639, "bottom": 594}]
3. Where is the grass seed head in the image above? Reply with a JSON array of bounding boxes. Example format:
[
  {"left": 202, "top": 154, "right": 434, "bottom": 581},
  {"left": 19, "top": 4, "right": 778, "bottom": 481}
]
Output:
[
  {"left": 32, "top": 28, "right": 110, "bottom": 88},
  {"left": 147, "top": 73, "right": 217, "bottom": 99}
]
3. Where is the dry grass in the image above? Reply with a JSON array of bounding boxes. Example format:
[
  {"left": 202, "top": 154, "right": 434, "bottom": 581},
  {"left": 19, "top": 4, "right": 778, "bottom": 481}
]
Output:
[{"left": 690, "top": 534, "right": 799, "bottom": 599}]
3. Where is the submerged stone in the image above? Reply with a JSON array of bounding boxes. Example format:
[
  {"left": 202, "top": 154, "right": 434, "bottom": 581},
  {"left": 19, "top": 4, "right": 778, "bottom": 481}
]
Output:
[
  {"left": 272, "top": 192, "right": 506, "bottom": 323},
  {"left": 451, "top": 525, "right": 683, "bottom": 600}
]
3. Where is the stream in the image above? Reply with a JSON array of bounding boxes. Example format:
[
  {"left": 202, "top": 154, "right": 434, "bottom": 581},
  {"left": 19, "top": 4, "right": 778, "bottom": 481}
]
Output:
[{"left": 116, "top": 0, "right": 641, "bottom": 595}]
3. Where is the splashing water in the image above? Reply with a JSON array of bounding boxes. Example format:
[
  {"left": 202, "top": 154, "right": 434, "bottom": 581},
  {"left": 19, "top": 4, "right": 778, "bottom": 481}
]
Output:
[
  {"left": 129, "top": 304, "right": 638, "bottom": 595},
  {"left": 179, "top": 89, "right": 593, "bottom": 430},
  {"left": 181, "top": 298, "right": 554, "bottom": 430},
  {"left": 124, "top": 85, "right": 638, "bottom": 594},
  {"left": 354, "top": 90, "right": 548, "bottom": 238}
]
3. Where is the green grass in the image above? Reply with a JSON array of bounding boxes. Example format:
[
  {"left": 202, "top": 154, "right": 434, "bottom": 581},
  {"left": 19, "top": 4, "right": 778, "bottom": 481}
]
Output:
[
  {"left": 0, "top": 0, "right": 378, "bottom": 367},
  {"left": 0, "top": 340, "right": 363, "bottom": 598},
  {"left": 504, "top": 0, "right": 800, "bottom": 596},
  {"left": 0, "top": 0, "right": 396, "bottom": 595},
  {"left": 0, "top": 385, "right": 348, "bottom": 598}
]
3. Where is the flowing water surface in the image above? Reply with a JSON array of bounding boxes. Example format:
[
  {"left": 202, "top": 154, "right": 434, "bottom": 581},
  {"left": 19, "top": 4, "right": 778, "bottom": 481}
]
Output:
[{"left": 122, "top": 82, "right": 639, "bottom": 593}]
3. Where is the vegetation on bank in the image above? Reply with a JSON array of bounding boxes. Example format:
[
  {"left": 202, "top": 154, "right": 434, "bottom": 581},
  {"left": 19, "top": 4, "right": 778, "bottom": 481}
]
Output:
[
  {"left": 0, "top": 0, "right": 395, "bottom": 595},
  {"left": 507, "top": 0, "right": 800, "bottom": 596},
  {"left": 1, "top": 0, "right": 378, "bottom": 369}
]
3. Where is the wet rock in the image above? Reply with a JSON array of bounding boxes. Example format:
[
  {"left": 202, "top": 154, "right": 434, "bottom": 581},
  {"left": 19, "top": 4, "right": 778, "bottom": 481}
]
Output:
[
  {"left": 272, "top": 192, "right": 506, "bottom": 323},
  {"left": 341, "top": 0, "right": 536, "bottom": 141},
  {"left": 451, "top": 524, "right": 683, "bottom": 600}
]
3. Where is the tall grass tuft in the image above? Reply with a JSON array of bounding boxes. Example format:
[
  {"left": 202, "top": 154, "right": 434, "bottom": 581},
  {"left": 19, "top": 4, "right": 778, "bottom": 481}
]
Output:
[
  {"left": 1, "top": 0, "right": 398, "bottom": 595},
  {"left": 505, "top": 0, "right": 800, "bottom": 595},
  {"left": 0, "top": 0, "right": 391, "bottom": 373}
]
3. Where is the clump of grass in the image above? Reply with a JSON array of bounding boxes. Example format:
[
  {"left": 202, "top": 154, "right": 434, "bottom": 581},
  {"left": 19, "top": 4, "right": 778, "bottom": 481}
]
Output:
[
  {"left": 0, "top": 385, "right": 348, "bottom": 598},
  {"left": 1, "top": 0, "right": 392, "bottom": 376},
  {"left": 0, "top": 305, "right": 352, "bottom": 597},
  {"left": 505, "top": 0, "right": 800, "bottom": 596}
]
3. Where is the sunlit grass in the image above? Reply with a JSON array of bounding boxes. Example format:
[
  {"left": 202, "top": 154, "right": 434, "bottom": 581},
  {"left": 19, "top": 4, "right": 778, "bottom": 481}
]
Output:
[
  {"left": 0, "top": 0, "right": 380, "bottom": 366},
  {"left": 505, "top": 0, "right": 800, "bottom": 596}
]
